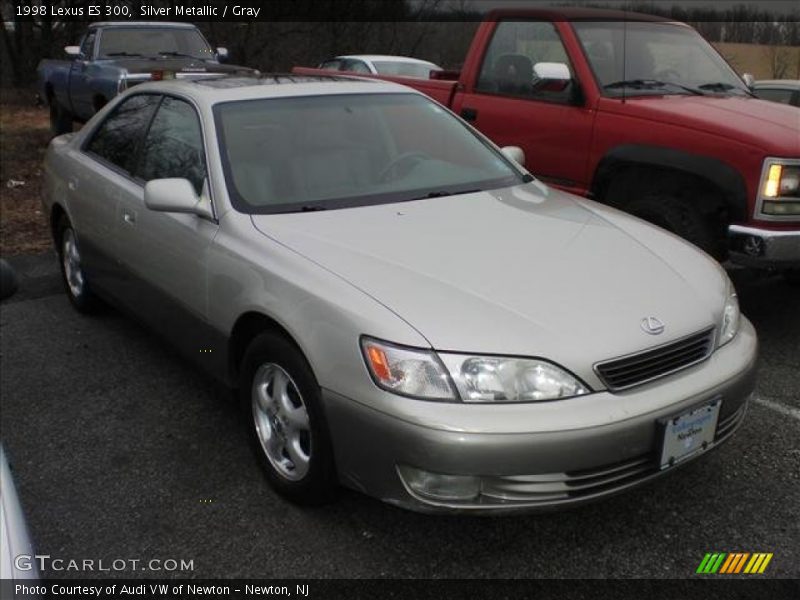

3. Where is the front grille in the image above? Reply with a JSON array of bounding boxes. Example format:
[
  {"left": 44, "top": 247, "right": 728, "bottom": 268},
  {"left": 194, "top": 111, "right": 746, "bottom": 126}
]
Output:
[{"left": 595, "top": 328, "right": 715, "bottom": 391}]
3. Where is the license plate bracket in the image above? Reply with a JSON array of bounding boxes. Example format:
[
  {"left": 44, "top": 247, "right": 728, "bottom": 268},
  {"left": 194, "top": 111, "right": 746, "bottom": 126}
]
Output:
[{"left": 658, "top": 397, "right": 721, "bottom": 470}]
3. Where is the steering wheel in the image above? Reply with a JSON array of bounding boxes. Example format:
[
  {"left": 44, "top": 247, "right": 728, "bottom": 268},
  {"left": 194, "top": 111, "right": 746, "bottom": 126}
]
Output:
[
  {"left": 655, "top": 68, "right": 681, "bottom": 81},
  {"left": 378, "top": 152, "right": 430, "bottom": 183}
]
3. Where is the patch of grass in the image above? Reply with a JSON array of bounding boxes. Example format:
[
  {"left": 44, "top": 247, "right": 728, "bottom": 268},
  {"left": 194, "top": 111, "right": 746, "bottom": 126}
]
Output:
[{"left": 0, "top": 89, "right": 53, "bottom": 256}]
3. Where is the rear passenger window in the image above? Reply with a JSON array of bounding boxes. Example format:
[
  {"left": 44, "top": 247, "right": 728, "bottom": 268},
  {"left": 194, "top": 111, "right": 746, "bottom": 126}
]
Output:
[
  {"left": 85, "top": 94, "right": 159, "bottom": 173},
  {"left": 137, "top": 97, "right": 206, "bottom": 194}
]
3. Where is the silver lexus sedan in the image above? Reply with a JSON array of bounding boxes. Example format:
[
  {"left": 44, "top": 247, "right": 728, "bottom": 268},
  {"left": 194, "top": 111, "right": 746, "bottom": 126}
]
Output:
[{"left": 42, "top": 75, "right": 757, "bottom": 513}]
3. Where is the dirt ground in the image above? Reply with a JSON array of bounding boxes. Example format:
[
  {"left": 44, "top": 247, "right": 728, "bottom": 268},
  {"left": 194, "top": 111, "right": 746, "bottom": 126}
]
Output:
[{"left": 0, "top": 89, "right": 53, "bottom": 256}]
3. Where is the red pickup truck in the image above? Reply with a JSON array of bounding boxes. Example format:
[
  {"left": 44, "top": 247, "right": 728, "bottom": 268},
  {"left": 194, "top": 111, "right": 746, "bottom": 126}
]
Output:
[{"left": 294, "top": 7, "right": 799, "bottom": 275}]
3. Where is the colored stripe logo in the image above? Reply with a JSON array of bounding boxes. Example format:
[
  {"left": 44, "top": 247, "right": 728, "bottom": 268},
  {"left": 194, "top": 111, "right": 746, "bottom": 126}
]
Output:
[{"left": 696, "top": 552, "right": 773, "bottom": 574}]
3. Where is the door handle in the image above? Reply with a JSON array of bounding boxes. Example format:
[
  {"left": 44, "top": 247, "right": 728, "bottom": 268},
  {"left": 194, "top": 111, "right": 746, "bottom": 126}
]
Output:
[
  {"left": 123, "top": 212, "right": 136, "bottom": 225},
  {"left": 461, "top": 107, "right": 478, "bottom": 122},
  {"left": 67, "top": 177, "right": 78, "bottom": 191}
]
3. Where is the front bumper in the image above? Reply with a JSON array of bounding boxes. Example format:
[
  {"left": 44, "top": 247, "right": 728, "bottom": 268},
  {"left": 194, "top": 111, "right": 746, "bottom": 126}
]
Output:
[
  {"left": 322, "top": 319, "right": 758, "bottom": 514},
  {"left": 728, "top": 224, "right": 800, "bottom": 268}
]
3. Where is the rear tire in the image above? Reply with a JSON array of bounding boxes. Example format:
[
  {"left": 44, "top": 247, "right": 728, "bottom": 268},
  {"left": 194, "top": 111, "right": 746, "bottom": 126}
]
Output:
[
  {"left": 56, "top": 217, "right": 99, "bottom": 313},
  {"left": 49, "top": 100, "right": 73, "bottom": 136},
  {"left": 240, "top": 331, "right": 337, "bottom": 505}
]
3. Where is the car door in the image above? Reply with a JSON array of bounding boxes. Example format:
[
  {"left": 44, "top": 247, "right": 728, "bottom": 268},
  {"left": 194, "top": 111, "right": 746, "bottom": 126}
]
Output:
[
  {"left": 115, "top": 95, "right": 221, "bottom": 361},
  {"left": 68, "top": 30, "right": 97, "bottom": 119},
  {"left": 70, "top": 93, "right": 160, "bottom": 294},
  {"left": 453, "top": 20, "right": 595, "bottom": 196}
]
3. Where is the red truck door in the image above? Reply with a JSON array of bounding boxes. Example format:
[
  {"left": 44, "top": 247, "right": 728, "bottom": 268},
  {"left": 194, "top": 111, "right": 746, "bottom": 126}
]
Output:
[{"left": 453, "top": 20, "right": 596, "bottom": 197}]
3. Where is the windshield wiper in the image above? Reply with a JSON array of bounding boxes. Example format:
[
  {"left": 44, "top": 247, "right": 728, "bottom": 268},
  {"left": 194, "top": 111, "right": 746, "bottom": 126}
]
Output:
[
  {"left": 157, "top": 51, "right": 202, "bottom": 60},
  {"left": 300, "top": 205, "right": 326, "bottom": 212},
  {"left": 698, "top": 82, "right": 754, "bottom": 96},
  {"left": 105, "top": 52, "right": 145, "bottom": 57},
  {"left": 604, "top": 79, "right": 705, "bottom": 96},
  {"left": 410, "top": 189, "right": 481, "bottom": 201}
]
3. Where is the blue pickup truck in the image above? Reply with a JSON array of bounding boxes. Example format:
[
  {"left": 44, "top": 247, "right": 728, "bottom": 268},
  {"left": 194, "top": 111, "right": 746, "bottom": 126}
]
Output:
[{"left": 38, "top": 21, "right": 255, "bottom": 135}]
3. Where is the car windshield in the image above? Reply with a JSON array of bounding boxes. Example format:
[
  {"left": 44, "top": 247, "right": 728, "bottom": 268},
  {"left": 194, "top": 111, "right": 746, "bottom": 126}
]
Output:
[
  {"left": 572, "top": 21, "right": 749, "bottom": 97},
  {"left": 215, "top": 93, "right": 524, "bottom": 214},
  {"left": 372, "top": 61, "right": 441, "bottom": 78},
  {"left": 98, "top": 27, "right": 213, "bottom": 60}
]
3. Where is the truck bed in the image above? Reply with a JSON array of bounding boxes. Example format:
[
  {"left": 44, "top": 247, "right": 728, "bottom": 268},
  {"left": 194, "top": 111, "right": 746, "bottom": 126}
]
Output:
[{"left": 291, "top": 66, "right": 459, "bottom": 107}]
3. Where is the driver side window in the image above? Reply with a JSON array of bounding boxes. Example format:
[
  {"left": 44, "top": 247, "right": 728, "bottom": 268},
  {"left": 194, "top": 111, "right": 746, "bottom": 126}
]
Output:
[
  {"left": 80, "top": 31, "right": 96, "bottom": 59},
  {"left": 475, "top": 21, "right": 576, "bottom": 104}
]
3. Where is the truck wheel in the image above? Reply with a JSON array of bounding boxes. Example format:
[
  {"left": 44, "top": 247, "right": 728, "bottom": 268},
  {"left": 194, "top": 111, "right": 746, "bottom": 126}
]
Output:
[
  {"left": 240, "top": 331, "right": 337, "bottom": 505},
  {"left": 49, "top": 101, "right": 73, "bottom": 136},
  {"left": 56, "top": 217, "right": 99, "bottom": 313},
  {"left": 626, "top": 194, "right": 719, "bottom": 258}
]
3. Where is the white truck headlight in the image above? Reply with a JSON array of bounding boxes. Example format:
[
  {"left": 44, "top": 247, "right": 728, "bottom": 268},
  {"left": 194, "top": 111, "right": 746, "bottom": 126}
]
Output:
[{"left": 759, "top": 159, "right": 800, "bottom": 216}]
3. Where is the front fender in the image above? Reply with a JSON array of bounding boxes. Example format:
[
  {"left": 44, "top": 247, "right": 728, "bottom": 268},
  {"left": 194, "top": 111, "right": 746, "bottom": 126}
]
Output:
[{"left": 591, "top": 144, "right": 749, "bottom": 222}]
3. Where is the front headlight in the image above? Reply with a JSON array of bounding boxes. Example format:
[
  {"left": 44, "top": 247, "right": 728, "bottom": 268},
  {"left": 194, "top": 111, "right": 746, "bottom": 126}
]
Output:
[
  {"left": 361, "top": 337, "right": 591, "bottom": 403},
  {"left": 439, "top": 354, "right": 590, "bottom": 402},
  {"left": 718, "top": 279, "right": 740, "bottom": 347},
  {"left": 361, "top": 337, "right": 456, "bottom": 400},
  {"left": 759, "top": 158, "right": 800, "bottom": 216}
]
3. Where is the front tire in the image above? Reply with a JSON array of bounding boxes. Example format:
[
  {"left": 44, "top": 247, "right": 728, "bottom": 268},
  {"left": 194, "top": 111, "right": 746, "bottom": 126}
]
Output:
[
  {"left": 240, "top": 332, "right": 337, "bottom": 505},
  {"left": 627, "top": 194, "right": 720, "bottom": 259},
  {"left": 56, "top": 217, "right": 99, "bottom": 313}
]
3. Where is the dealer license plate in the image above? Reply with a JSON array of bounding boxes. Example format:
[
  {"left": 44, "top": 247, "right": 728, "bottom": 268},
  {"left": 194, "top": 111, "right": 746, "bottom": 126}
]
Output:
[{"left": 659, "top": 398, "right": 721, "bottom": 470}]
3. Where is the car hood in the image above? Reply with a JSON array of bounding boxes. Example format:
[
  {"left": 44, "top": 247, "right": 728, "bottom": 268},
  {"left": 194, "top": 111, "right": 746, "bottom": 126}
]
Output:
[
  {"left": 603, "top": 94, "right": 800, "bottom": 155},
  {"left": 250, "top": 184, "right": 726, "bottom": 378}
]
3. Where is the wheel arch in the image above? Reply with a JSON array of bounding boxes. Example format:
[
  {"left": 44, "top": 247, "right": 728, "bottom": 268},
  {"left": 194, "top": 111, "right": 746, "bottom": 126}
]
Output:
[
  {"left": 228, "top": 311, "right": 311, "bottom": 386},
  {"left": 590, "top": 144, "right": 749, "bottom": 223},
  {"left": 49, "top": 203, "right": 68, "bottom": 244}
]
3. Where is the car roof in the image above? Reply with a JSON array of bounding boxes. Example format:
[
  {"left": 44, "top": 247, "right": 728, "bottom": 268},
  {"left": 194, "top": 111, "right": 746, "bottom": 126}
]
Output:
[
  {"left": 125, "top": 74, "right": 420, "bottom": 106},
  {"left": 335, "top": 55, "right": 439, "bottom": 65},
  {"left": 486, "top": 7, "right": 674, "bottom": 23},
  {"left": 88, "top": 21, "right": 197, "bottom": 29}
]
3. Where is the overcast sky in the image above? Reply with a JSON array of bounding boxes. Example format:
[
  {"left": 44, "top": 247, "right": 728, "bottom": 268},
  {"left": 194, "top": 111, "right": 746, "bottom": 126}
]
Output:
[{"left": 459, "top": 0, "right": 799, "bottom": 15}]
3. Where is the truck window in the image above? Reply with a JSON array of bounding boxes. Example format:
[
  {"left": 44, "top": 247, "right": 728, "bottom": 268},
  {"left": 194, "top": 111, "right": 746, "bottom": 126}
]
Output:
[
  {"left": 343, "top": 59, "right": 372, "bottom": 74},
  {"left": 79, "top": 30, "right": 96, "bottom": 59},
  {"left": 137, "top": 97, "right": 207, "bottom": 194},
  {"left": 85, "top": 95, "right": 160, "bottom": 175},
  {"left": 572, "top": 21, "right": 747, "bottom": 95},
  {"left": 475, "top": 21, "right": 575, "bottom": 104}
]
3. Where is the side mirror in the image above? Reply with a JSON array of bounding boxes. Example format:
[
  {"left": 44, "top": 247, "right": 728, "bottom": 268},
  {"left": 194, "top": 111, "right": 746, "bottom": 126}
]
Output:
[
  {"left": 501, "top": 146, "right": 526, "bottom": 167},
  {"left": 533, "top": 62, "right": 571, "bottom": 91},
  {"left": 216, "top": 47, "right": 229, "bottom": 62},
  {"left": 144, "top": 178, "right": 212, "bottom": 218},
  {"left": 64, "top": 46, "right": 81, "bottom": 58},
  {"left": 742, "top": 73, "right": 755, "bottom": 89}
]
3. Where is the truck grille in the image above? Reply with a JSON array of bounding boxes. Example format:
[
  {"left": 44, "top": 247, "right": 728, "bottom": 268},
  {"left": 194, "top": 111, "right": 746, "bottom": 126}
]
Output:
[{"left": 595, "top": 328, "right": 715, "bottom": 391}]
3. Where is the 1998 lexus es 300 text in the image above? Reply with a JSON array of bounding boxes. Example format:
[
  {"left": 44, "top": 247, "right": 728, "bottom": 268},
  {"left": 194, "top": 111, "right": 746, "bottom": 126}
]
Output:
[{"left": 42, "top": 75, "right": 757, "bottom": 513}]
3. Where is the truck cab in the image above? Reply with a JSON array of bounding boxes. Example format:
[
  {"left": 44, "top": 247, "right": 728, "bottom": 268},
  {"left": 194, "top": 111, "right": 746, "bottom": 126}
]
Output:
[
  {"left": 295, "top": 8, "right": 800, "bottom": 274},
  {"left": 38, "top": 22, "right": 254, "bottom": 135}
]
